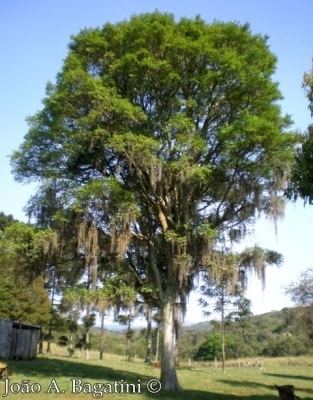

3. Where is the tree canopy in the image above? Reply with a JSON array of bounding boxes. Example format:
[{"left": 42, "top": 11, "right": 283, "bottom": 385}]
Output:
[
  {"left": 11, "top": 12, "right": 295, "bottom": 390},
  {"left": 0, "top": 215, "right": 51, "bottom": 326}
]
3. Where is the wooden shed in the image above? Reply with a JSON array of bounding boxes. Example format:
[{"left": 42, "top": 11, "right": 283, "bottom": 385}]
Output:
[{"left": 0, "top": 319, "right": 40, "bottom": 360}]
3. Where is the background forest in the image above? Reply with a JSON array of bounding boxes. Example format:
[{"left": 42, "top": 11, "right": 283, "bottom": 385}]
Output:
[{"left": 0, "top": 210, "right": 311, "bottom": 364}]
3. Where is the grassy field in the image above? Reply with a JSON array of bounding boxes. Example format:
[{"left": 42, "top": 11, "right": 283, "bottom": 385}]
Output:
[{"left": 2, "top": 352, "right": 313, "bottom": 400}]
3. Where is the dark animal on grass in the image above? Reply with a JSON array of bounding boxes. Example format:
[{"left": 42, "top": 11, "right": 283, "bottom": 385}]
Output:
[{"left": 275, "top": 385, "right": 300, "bottom": 400}]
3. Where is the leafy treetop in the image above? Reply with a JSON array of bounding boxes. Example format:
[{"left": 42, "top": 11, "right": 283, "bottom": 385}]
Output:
[{"left": 12, "top": 13, "right": 294, "bottom": 293}]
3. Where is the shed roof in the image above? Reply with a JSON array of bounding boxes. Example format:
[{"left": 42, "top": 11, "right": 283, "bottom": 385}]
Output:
[{"left": 0, "top": 319, "right": 40, "bottom": 329}]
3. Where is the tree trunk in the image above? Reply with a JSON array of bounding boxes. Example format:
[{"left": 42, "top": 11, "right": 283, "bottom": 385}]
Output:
[
  {"left": 221, "top": 290, "right": 225, "bottom": 374},
  {"left": 155, "top": 326, "right": 160, "bottom": 363},
  {"left": 85, "top": 328, "right": 90, "bottom": 360},
  {"left": 126, "top": 316, "right": 132, "bottom": 362},
  {"left": 69, "top": 332, "right": 73, "bottom": 355},
  {"left": 38, "top": 330, "right": 44, "bottom": 354},
  {"left": 160, "top": 297, "right": 179, "bottom": 391},
  {"left": 145, "top": 305, "right": 152, "bottom": 363},
  {"left": 221, "top": 326, "right": 225, "bottom": 374},
  {"left": 46, "top": 336, "right": 52, "bottom": 354},
  {"left": 99, "top": 310, "right": 105, "bottom": 360},
  {"left": 47, "top": 267, "right": 56, "bottom": 354},
  {"left": 85, "top": 304, "right": 91, "bottom": 361}
]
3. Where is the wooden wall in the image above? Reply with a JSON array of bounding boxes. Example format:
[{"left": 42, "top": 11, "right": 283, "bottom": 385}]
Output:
[
  {"left": 0, "top": 320, "right": 13, "bottom": 359},
  {"left": 0, "top": 320, "right": 40, "bottom": 360}
]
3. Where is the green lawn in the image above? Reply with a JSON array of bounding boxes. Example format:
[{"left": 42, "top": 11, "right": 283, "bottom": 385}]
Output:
[{"left": 2, "top": 355, "right": 313, "bottom": 399}]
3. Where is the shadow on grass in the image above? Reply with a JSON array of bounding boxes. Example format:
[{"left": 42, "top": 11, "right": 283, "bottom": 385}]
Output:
[
  {"left": 218, "top": 379, "right": 313, "bottom": 398},
  {"left": 150, "top": 389, "right": 278, "bottom": 400},
  {"left": 264, "top": 373, "right": 313, "bottom": 395},
  {"left": 7, "top": 357, "right": 156, "bottom": 383},
  {"left": 265, "top": 372, "right": 313, "bottom": 382},
  {"left": 5, "top": 358, "right": 311, "bottom": 400}
]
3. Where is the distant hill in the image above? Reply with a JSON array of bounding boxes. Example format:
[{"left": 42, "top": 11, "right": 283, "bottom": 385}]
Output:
[
  {"left": 178, "top": 307, "right": 309, "bottom": 360},
  {"left": 184, "top": 320, "right": 213, "bottom": 332},
  {"left": 185, "top": 307, "right": 297, "bottom": 333},
  {"left": 64, "top": 306, "right": 310, "bottom": 361}
]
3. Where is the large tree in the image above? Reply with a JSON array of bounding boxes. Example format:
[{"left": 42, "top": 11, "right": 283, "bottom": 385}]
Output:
[{"left": 12, "top": 13, "right": 295, "bottom": 390}]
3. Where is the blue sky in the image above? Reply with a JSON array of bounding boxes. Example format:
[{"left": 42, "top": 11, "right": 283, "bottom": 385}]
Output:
[{"left": 1, "top": 0, "right": 313, "bottom": 323}]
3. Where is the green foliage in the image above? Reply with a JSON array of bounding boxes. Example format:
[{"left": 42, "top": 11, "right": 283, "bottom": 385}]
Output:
[
  {"left": 0, "top": 212, "right": 15, "bottom": 230},
  {"left": 0, "top": 273, "right": 51, "bottom": 326},
  {"left": 45, "top": 306, "right": 310, "bottom": 360},
  {"left": 187, "top": 307, "right": 309, "bottom": 360},
  {"left": 196, "top": 223, "right": 217, "bottom": 240},
  {"left": 0, "top": 214, "right": 52, "bottom": 326},
  {"left": 194, "top": 333, "right": 223, "bottom": 360},
  {"left": 194, "top": 333, "right": 242, "bottom": 360},
  {"left": 83, "top": 312, "right": 96, "bottom": 329},
  {"left": 57, "top": 335, "right": 69, "bottom": 347},
  {"left": 11, "top": 13, "right": 295, "bottom": 267},
  {"left": 0, "top": 221, "right": 40, "bottom": 278},
  {"left": 263, "top": 334, "right": 307, "bottom": 357}
]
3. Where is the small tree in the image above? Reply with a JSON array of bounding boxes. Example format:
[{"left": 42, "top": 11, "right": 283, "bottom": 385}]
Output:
[
  {"left": 200, "top": 246, "right": 282, "bottom": 372},
  {"left": 227, "top": 292, "right": 253, "bottom": 342},
  {"left": 66, "top": 314, "right": 79, "bottom": 357},
  {"left": 63, "top": 288, "right": 96, "bottom": 360},
  {"left": 286, "top": 268, "right": 313, "bottom": 341},
  {"left": 93, "top": 287, "right": 112, "bottom": 360},
  {"left": 92, "top": 275, "right": 136, "bottom": 360},
  {"left": 200, "top": 264, "right": 239, "bottom": 373}
]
